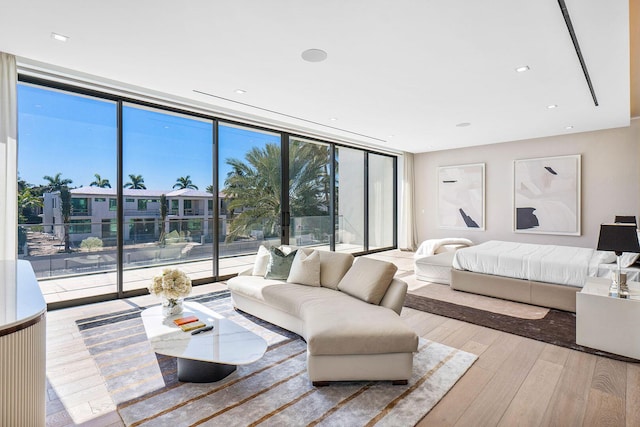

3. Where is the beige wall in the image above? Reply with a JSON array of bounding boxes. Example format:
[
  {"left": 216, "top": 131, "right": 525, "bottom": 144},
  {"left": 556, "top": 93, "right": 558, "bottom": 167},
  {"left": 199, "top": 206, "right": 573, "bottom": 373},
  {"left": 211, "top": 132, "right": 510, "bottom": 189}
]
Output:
[{"left": 414, "top": 119, "right": 640, "bottom": 249}]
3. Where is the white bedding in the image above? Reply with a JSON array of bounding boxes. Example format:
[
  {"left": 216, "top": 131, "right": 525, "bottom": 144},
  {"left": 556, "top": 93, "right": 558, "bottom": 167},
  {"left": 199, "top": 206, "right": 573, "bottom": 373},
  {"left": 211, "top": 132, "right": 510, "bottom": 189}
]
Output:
[
  {"left": 414, "top": 238, "right": 474, "bottom": 258},
  {"left": 452, "top": 240, "right": 603, "bottom": 288}
]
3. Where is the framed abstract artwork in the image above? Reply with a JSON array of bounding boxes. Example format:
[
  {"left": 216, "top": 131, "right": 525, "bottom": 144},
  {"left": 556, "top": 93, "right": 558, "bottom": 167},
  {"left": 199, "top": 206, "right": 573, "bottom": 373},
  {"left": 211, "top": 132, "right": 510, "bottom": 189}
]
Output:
[
  {"left": 438, "top": 163, "right": 485, "bottom": 230},
  {"left": 513, "top": 154, "right": 581, "bottom": 235}
]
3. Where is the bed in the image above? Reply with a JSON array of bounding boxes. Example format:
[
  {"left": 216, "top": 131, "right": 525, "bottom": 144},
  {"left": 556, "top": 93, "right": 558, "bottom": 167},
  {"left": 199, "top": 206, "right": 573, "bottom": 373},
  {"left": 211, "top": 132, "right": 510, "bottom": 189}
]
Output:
[{"left": 450, "top": 240, "right": 640, "bottom": 312}]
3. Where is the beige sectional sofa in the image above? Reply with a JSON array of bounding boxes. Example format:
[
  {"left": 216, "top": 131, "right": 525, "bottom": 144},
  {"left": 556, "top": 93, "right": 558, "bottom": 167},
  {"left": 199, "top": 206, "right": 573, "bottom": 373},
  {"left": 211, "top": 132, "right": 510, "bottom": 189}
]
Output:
[{"left": 227, "top": 248, "right": 418, "bottom": 385}]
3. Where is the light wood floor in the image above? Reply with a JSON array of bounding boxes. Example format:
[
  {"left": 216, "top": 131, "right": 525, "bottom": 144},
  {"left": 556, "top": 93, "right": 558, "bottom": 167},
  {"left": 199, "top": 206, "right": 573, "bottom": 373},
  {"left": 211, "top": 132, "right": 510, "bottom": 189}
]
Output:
[
  {"left": 406, "top": 305, "right": 640, "bottom": 427},
  {"left": 44, "top": 251, "right": 640, "bottom": 426}
]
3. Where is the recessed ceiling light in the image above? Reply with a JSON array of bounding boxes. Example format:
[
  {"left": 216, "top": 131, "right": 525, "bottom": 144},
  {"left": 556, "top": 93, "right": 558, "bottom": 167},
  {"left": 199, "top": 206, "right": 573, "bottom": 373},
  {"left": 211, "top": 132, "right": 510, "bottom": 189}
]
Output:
[
  {"left": 301, "top": 49, "right": 328, "bottom": 63},
  {"left": 547, "top": 104, "right": 558, "bottom": 109},
  {"left": 515, "top": 66, "right": 530, "bottom": 73},
  {"left": 456, "top": 122, "right": 471, "bottom": 127},
  {"left": 234, "top": 89, "right": 246, "bottom": 94},
  {"left": 329, "top": 117, "right": 338, "bottom": 121},
  {"left": 565, "top": 125, "right": 574, "bottom": 130},
  {"left": 51, "top": 32, "right": 69, "bottom": 42},
  {"left": 388, "top": 134, "right": 395, "bottom": 138}
]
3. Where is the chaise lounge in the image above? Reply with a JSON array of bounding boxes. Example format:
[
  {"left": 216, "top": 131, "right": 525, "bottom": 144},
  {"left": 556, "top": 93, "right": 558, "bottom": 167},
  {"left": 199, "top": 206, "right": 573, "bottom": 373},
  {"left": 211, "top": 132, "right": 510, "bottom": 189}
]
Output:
[{"left": 227, "top": 247, "right": 419, "bottom": 385}]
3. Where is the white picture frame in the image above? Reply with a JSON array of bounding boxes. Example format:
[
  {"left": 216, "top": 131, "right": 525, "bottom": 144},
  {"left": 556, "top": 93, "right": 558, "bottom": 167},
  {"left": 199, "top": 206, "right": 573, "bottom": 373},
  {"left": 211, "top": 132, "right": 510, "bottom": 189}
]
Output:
[
  {"left": 438, "top": 163, "right": 485, "bottom": 230},
  {"left": 513, "top": 154, "right": 581, "bottom": 235}
]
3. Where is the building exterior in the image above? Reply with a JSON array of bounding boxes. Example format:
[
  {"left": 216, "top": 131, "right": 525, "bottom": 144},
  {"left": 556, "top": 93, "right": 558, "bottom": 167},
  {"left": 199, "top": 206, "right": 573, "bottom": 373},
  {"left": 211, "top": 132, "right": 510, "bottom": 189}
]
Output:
[{"left": 43, "top": 187, "right": 227, "bottom": 245}]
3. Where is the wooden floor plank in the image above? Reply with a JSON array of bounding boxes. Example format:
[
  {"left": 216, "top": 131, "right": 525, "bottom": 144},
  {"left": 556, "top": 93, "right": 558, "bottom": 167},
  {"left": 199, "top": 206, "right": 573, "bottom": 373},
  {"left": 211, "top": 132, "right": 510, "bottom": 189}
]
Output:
[
  {"left": 583, "top": 388, "right": 625, "bottom": 427},
  {"left": 454, "top": 337, "right": 545, "bottom": 426},
  {"left": 423, "top": 317, "right": 466, "bottom": 343},
  {"left": 497, "top": 358, "right": 564, "bottom": 427},
  {"left": 539, "top": 350, "right": 597, "bottom": 427},
  {"left": 437, "top": 321, "right": 484, "bottom": 350},
  {"left": 626, "top": 364, "right": 640, "bottom": 426},
  {"left": 591, "top": 357, "right": 627, "bottom": 398},
  {"left": 418, "top": 364, "right": 494, "bottom": 426}
]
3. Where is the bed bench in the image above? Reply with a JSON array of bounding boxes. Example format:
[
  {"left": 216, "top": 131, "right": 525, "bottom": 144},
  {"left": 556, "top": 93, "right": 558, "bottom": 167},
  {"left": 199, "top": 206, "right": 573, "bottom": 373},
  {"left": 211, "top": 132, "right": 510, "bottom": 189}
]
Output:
[{"left": 450, "top": 269, "right": 579, "bottom": 312}]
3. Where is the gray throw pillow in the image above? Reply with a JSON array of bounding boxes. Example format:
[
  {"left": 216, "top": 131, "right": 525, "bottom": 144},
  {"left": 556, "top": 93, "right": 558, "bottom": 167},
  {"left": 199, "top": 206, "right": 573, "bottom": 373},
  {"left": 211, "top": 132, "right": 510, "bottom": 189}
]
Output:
[
  {"left": 337, "top": 257, "right": 397, "bottom": 305},
  {"left": 264, "top": 247, "right": 298, "bottom": 280}
]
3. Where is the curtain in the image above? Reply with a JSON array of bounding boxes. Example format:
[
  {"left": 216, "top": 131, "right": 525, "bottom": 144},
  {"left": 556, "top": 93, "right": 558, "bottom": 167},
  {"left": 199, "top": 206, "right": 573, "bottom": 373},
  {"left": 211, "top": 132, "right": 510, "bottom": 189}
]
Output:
[
  {"left": 398, "top": 152, "right": 418, "bottom": 251},
  {"left": 0, "top": 52, "right": 18, "bottom": 321}
]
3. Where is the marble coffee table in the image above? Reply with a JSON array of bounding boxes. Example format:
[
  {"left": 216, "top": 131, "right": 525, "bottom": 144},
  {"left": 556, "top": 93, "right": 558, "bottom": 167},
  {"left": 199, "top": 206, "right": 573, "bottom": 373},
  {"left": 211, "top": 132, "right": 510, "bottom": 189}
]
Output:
[{"left": 140, "top": 301, "right": 268, "bottom": 382}]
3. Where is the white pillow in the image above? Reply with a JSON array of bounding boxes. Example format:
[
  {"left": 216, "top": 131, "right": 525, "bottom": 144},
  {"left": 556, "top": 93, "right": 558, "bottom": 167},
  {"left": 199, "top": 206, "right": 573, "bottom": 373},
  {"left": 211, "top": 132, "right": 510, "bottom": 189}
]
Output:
[
  {"left": 252, "top": 245, "right": 270, "bottom": 276},
  {"left": 593, "top": 250, "right": 617, "bottom": 265},
  {"left": 621, "top": 253, "right": 640, "bottom": 268},
  {"left": 287, "top": 250, "right": 321, "bottom": 287}
]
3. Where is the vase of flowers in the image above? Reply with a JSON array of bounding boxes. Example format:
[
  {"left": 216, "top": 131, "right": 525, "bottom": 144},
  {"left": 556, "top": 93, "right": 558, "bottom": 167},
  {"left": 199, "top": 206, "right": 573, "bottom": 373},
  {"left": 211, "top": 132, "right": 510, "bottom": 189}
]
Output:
[{"left": 148, "top": 268, "right": 192, "bottom": 317}]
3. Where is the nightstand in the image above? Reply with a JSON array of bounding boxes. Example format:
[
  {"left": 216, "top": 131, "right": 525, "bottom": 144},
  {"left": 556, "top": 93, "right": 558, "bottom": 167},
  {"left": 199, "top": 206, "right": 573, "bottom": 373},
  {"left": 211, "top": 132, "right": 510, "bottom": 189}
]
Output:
[{"left": 576, "top": 277, "right": 640, "bottom": 359}]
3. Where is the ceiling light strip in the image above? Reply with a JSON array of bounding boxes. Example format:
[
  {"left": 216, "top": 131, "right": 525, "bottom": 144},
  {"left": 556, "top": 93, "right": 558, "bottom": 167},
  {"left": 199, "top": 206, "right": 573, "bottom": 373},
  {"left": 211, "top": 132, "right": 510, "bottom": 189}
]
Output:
[
  {"left": 192, "top": 89, "right": 386, "bottom": 143},
  {"left": 557, "top": 0, "right": 599, "bottom": 107}
]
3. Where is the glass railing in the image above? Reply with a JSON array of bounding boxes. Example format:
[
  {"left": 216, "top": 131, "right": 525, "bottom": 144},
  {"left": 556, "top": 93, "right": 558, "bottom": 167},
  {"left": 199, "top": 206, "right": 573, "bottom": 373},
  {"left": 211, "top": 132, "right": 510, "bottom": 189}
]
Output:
[
  {"left": 289, "top": 215, "right": 331, "bottom": 247},
  {"left": 18, "top": 214, "right": 367, "bottom": 303}
]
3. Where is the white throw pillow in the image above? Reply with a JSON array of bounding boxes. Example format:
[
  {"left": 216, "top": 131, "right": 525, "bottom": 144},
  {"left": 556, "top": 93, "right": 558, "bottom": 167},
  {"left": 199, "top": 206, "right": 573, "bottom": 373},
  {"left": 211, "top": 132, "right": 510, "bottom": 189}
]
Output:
[
  {"left": 252, "top": 245, "right": 270, "bottom": 276},
  {"left": 287, "top": 250, "right": 321, "bottom": 287},
  {"left": 593, "top": 250, "right": 617, "bottom": 265},
  {"left": 621, "top": 253, "right": 640, "bottom": 268}
]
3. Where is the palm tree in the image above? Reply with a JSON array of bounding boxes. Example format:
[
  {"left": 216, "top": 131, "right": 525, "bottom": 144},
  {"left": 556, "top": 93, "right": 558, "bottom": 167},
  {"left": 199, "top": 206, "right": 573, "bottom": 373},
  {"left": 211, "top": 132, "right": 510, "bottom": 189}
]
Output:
[
  {"left": 205, "top": 184, "right": 214, "bottom": 194},
  {"left": 90, "top": 173, "right": 111, "bottom": 188},
  {"left": 173, "top": 175, "right": 198, "bottom": 190},
  {"left": 159, "top": 194, "right": 168, "bottom": 246},
  {"left": 60, "top": 187, "right": 72, "bottom": 252},
  {"left": 223, "top": 143, "right": 328, "bottom": 241},
  {"left": 124, "top": 174, "right": 146, "bottom": 189},
  {"left": 43, "top": 173, "right": 73, "bottom": 192}
]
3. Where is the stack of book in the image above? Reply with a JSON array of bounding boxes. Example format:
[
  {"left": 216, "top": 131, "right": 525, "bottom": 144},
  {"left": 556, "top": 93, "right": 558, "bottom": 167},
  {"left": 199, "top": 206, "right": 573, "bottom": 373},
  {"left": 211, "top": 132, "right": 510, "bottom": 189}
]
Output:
[{"left": 173, "top": 315, "right": 205, "bottom": 332}]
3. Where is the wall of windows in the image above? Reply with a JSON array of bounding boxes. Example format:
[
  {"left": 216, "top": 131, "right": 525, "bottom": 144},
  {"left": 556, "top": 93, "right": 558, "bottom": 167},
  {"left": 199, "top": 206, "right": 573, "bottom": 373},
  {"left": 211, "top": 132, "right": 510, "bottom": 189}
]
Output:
[{"left": 17, "top": 77, "right": 397, "bottom": 306}]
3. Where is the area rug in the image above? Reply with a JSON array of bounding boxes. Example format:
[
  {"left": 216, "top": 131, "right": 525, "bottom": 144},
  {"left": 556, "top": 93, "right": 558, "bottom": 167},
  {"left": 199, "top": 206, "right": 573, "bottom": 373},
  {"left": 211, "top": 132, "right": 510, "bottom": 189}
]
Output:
[
  {"left": 404, "top": 292, "right": 639, "bottom": 363},
  {"left": 76, "top": 291, "right": 477, "bottom": 426}
]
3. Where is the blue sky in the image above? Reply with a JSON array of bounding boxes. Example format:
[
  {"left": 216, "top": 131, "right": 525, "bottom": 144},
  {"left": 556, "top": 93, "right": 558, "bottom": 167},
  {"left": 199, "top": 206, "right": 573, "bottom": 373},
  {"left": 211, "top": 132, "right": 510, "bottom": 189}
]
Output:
[{"left": 17, "top": 84, "right": 280, "bottom": 191}]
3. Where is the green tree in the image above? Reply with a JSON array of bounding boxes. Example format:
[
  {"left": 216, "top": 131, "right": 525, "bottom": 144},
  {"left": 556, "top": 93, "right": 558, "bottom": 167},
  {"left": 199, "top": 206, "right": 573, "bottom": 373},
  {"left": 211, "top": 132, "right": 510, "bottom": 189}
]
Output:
[
  {"left": 173, "top": 175, "right": 198, "bottom": 190},
  {"left": 205, "top": 184, "right": 214, "bottom": 194},
  {"left": 60, "top": 187, "right": 72, "bottom": 252},
  {"left": 43, "top": 172, "right": 73, "bottom": 192},
  {"left": 17, "top": 186, "right": 43, "bottom": 223},
  {"left": 90, "top": 173, "right": 111, "bottom": 188},
  {"left": 223, "top": 142, "right": 328, "bottom": 241},
  {"left": 80, "top": 236, "right": 103, "bottom": 252},
  {"left": 124, "top": 174, "right": 146, "bottom": 189}
]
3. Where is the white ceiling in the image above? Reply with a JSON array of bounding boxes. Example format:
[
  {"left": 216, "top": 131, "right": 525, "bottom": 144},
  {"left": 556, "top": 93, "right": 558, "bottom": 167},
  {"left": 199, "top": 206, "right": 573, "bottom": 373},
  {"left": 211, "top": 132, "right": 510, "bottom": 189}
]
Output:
[{"left": 0, "top": 0, "right": 630, "bottom": 154}]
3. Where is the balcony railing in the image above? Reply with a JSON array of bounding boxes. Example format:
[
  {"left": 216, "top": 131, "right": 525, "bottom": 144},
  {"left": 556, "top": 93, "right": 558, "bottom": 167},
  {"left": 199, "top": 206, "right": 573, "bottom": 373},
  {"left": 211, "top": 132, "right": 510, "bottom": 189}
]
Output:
[{"left": 70, "top": 209, "right": 91, "bottom": 216}]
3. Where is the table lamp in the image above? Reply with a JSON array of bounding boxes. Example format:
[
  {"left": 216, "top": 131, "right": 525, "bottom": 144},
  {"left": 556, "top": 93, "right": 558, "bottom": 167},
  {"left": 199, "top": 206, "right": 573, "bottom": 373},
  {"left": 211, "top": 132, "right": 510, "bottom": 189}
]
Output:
[
  {"left": 597, "top": 223, "right": 640, "bottom": 297},
  {"left": 614, "top": 215, "right": 638, "bottom": 226}
]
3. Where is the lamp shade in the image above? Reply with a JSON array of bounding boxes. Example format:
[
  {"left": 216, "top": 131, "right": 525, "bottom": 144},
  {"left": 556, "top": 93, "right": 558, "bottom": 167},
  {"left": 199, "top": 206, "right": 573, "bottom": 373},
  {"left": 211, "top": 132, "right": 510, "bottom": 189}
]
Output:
[
  {"left": 614, "top": 215, "right": 637, "bottom": 226},
  {"left": 597, "top": 223, "right": 640, "bottom": 255}
]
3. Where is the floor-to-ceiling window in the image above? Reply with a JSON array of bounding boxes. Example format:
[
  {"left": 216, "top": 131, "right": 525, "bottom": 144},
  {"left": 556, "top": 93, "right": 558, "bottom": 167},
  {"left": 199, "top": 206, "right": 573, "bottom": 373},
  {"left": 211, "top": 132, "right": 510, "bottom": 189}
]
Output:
[
  {"left": 17, "top": 83, "right": 118, "bottom": 301},
  {"left": 288, "top": 137, "right": 331, "bottom": 248},
  {"left": 335, "top": 146, "right": 365, "bottom": 253},
  {"left": 122, "top": 104, "right": 214, "bottom": 292},
  {"left": 217, "top": 123, "right": 281, "bottom": 276},
  {"left": 368, "top": 153, "right": 396, "bottom": 249},
  {"left": 17, "top": 77, "right": 397, "bottom": 306}
]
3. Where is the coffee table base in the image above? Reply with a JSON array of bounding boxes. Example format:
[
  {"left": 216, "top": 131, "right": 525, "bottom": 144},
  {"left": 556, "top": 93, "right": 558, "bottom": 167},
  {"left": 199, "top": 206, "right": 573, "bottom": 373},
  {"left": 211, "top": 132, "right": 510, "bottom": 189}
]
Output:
[{"left": 177, "top": 358, "right": 237, "bottom": 383}]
